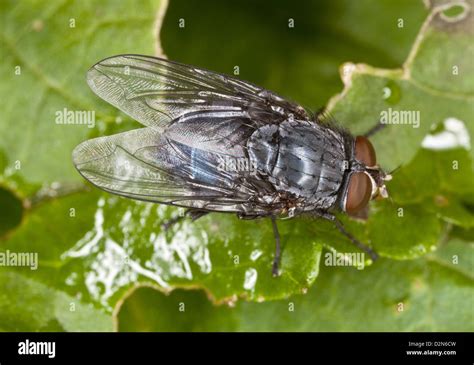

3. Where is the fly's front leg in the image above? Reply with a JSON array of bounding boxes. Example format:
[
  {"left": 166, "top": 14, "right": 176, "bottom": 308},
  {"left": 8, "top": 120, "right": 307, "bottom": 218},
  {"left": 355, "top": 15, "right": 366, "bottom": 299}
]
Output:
[
  {"left": 317, "top": 211, "right": 379, "bottom": 262},
  {"left": 364, "top": 122, "right": 386, "bottom": 138},
  {"left": 162, "top": 208, "right": 209, "bottom": 231},
  {"left": 271, "top": 216, "right": 281, "bottom": 277}
]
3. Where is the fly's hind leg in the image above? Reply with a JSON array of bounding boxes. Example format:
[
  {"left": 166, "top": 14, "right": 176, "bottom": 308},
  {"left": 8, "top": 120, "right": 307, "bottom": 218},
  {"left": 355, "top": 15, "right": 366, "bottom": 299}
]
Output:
[
  {"left": 162, "top": 208, "right": 209, "bottom": 231},
  {"left": 316, "top": 211, "right": 379, "bottom": 262},
  {"left": 238, "top": 213, "right": 282, "bottom": 277},
  {"left": 271, "top": 216, "right": 282, "bottom": 277}
]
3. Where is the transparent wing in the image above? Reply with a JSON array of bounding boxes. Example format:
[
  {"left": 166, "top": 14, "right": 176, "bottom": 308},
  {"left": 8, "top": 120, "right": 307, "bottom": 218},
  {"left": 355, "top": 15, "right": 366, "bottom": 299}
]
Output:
[
  {"left": 87, "top": 54, "right": 310, "bottom": 131},
  {"left": 72, "top": 120, "right": 274, "bottom": 214},
  {"left": 77, "top": 54, "right": 315, "bottom": 213}
]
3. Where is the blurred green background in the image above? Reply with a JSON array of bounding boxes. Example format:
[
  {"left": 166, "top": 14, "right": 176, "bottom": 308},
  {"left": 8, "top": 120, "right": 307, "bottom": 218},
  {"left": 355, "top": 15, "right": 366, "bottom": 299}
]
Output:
[{"left": 0, "top": 0, "right": 473, "bottom": 331}]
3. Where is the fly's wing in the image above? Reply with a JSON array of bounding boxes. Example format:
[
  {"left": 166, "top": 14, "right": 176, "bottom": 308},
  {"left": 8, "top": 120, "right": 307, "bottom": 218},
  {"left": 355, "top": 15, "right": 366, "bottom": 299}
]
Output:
[
  {"left": 86, "top": 54, "right": 310, "bottom": 130},
  {"left": 74, "top": 54, "right": 312, "bottom": 213},
  {"left": 72, "top": 117, "right": 272, "bottom": 214}
]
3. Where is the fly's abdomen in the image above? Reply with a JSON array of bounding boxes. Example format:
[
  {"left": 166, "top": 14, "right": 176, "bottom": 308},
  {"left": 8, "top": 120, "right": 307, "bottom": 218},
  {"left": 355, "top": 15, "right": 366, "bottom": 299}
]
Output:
[{"left": 248, "top": 119, "right": 347, "bottom": 210}]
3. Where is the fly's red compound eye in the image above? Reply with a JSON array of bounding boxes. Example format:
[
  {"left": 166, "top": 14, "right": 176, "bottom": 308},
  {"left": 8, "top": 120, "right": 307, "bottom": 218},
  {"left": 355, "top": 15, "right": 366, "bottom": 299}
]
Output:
[
  {"left": 355, "top": 136, "right": 376, "bottom": 167},
  {"left": 345, "top": 172, "right": 372, "bottom": 214}
]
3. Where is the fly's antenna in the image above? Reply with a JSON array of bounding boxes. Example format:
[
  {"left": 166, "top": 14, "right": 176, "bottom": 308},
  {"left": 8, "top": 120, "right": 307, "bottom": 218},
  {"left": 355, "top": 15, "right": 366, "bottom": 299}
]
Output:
[
  {"left": 388, "top": 164, "right": 402, "bottom": 176},
  {"left": 375, "top": 163, "right": 402, "bottom": 183}
]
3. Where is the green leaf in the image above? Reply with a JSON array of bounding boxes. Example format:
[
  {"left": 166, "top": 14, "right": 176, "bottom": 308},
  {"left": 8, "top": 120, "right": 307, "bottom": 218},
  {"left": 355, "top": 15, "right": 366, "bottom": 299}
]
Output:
[
  {"left": 3, "top": 191, "right": 323, "bottom": 306},
  {"left": 0, "top": 186, "right": 23, "bottom": 237},
  {"left": 0, "top": 0, "right": 164, "bottom": 330},
  {"left": 0, "top": 0, "right": 163, "bottom": 195},
  {"left": 1, "top": 0, "right": 474, "bottom": 331},
  {"left": 327, "top": 1, "right": 474, "bottom": 171},
  {"left": 318, "top": 0, "right": 474, "bottom": 261},
  {"left": 368, "top": 202, "right": 442, "bottom": 259},
  {"left": 388, "top": 147, "right": 474, "bottom": 228},
  {"left": 161, "top": 0, "right": 427, "bottom": 107},
  {"left": 407, "top": 1, "right": 474, "bottom": 96},
  {"left": 117, "top": 235, "right": 474, "bottom": 331},
  {"left": 0, "top": 271, "right": 112, "bottom": 331},
  {"left": 117, "top": 287, "right": 237, "bottom": 332},
  {"left": 388, "top": 148, "right": 474, "bottom": 204}
]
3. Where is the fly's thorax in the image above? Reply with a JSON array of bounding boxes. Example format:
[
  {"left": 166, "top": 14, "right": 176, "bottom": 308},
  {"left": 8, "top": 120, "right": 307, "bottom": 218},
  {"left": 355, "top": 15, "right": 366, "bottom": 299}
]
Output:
[
  {"left": 338, "top": 135, "right": 390, "bottom": 216},
  {"left": 249, "top": 120, "right": 348, "bottom": 211}
]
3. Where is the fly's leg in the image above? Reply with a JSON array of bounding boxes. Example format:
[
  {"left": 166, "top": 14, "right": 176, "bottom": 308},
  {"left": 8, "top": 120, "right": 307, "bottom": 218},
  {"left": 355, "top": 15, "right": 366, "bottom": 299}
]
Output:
[
  {"left": 162, "top": 209, "right": 209, "bottom": 231},
  {"left": 162, "top": 215, "right": 184, "bottom": 231},
  {"left": 364, "top": 122, "right": 386, "bottom": 138},
  {"left": 317, "top": 211, "right": 379, "bottom": 262},
  {"left": 187, "top": 209, "right": 209, "bottom": 221},
  {"left": 333, "top": 218, "right": 379, "bottom": 261},
  {"left": 271, "top": 216, "right": 282, "bottom": 277}
]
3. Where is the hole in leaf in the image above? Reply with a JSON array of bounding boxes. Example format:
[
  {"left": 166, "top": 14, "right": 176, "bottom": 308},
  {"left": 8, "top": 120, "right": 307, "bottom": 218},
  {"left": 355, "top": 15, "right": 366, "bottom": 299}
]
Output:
[
  {"left": 382, "top": 80, "right": 401, "bottom": 105},
  {"left": 422, "top": 118, "right": 470, "bottom": 150},
  {"left": 117, "top": 287, "right": 235, "bottom": 332},
  {"left": 440, "top": 3, "right": 469, "bottom": 22},
  {"left": 0, "top": 186, "right": 23, "bottom": 237}
]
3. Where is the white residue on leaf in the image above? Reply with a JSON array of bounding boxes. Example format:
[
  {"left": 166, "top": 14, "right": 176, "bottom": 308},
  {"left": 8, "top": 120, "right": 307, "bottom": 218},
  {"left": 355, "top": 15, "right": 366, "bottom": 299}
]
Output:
[
  {"left": 120, "top": 209, "right": 132, "bottom": 225},
  {"left": 62, "top": 197, "right": 170, "bottom": 310},
  {"left": 62, "top": 197, "right": 105, "bottom": 258},
  {"left": 65, "top": 272, "right": 78, "bottom": 286},
  {"left": 139, "top": 203, "right": 153, "bottom": 226},
  {"left": 149, "top": 221, "right": 212, "bottom": 279},
  {"left": 250, "top": 249, "right": 262, "bottom": 261},
  {"left": 191, "top": 230, "right": 212, "bottom": 274},
  {"left": 412, "top": 244, "right": 427, "bottom": 255},
  {"left": 422, "top": 117, "right": 470, "bottom": 150},
  {"left": 243, "top": 268, "right": 258, "bottom": 291}
]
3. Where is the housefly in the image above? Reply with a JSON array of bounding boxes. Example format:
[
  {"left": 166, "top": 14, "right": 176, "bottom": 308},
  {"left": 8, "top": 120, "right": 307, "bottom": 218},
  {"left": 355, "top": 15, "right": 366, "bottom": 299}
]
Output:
[{"left": 73, "top": 55, "right": 391, "bottom": 276}]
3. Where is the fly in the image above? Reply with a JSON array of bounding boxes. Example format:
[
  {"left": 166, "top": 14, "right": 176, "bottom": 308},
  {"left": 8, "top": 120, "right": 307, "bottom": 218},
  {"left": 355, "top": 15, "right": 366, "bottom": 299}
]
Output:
[{"left": 72, "top": 54, "right": 392, "bottom": 276}]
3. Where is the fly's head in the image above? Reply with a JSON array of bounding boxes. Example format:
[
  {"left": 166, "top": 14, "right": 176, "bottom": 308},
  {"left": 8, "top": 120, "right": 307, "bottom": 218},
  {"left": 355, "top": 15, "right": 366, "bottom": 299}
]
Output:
[{"left": 340, "top": 135, "right": 391, "bottom": 216}]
